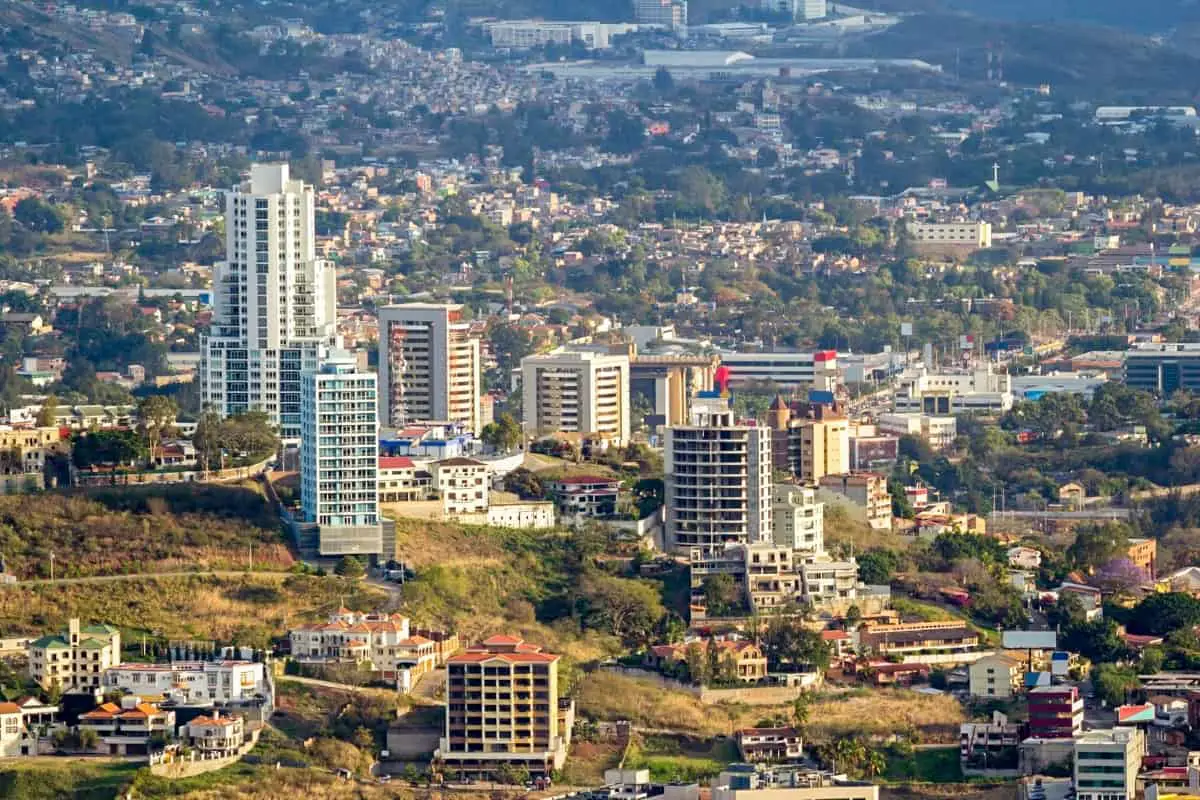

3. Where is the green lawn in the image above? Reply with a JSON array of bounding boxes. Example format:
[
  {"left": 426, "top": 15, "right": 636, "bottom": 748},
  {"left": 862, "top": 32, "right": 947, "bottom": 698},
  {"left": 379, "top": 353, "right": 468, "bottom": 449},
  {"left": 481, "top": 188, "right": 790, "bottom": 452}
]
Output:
[
  {"left": 624, "top": 734, "right": 741, "bottom": 783},
  {"left": 883, "top": 746, "right": 963, "bottom": 783},
  {"left": 0, "top": 759, "right": 140, "bottom": 799}
]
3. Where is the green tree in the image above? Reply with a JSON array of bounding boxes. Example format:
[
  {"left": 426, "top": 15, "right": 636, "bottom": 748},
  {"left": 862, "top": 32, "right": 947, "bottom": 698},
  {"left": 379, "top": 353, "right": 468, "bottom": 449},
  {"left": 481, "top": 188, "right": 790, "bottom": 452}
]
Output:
[
  {"left": 502, "top": 467, "right": 544, "bottom": 500},
  {"left": 762, "top": 619, "right": 832, "bottom": 672},
  {"left": 36, "top": 395, "right": 59, "bottom": 428},
  {"left": 702, "top": 574, "right": 740, "bottom": 617},
  {"left": 1130, "top": 592, "right": 1200, "bottom": 636},
  {"left": 481, "top": 412, "right": 522, "bottom": 453},
  {"left": 1093, "top": 663, "right": 1140, "bottom": 706},
  {"left": 579, "top": 572, "right": 666, "bottom": 647},
  {"left": 335, "top": 556, "right": 366, "bottom": 579},
  {"left": 137, "top": 394, "right": 178, "bottom": 465},
  {"left": 857, "top": 549, "right": 899, "bottom": 585},
  {"left": 1067, "top": 523, "right": 1131, "bottom": 572}
]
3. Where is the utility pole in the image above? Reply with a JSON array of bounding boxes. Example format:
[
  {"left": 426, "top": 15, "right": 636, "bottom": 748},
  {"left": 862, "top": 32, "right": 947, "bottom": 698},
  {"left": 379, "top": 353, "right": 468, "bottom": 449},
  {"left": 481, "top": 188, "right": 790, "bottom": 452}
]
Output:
[{"left": 49, "top": 551, "right": 55, "bottom": 582}]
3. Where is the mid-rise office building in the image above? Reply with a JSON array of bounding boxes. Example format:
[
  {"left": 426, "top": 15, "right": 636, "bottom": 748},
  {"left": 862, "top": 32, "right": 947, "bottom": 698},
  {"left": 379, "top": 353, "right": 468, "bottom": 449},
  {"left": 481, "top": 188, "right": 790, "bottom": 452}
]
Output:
[
  {"left": 906, "top": 221, "right": 992, "bottom": 257},
  {"left": 378, "top": 304, "right": 482, "bottom": 434},
  {"left": 439, "top": 635, "right": 573, "bottom": 778},
  {"left": 521, "top": 350, "right": 630, "bottom": 447},
  {"left": 635, "top": 0, "right": 687, "bottom": 27},
  {"left": 300, "top": 348, "right": 381, "bottom": 556},
  {"left": 720, "top": 350, "right": 839, "bottom": 392},
  {"left": 893, "top": 366, "right": 1014, "bottom": 415},
  {"left": 200, "top": 163, "right": 335, "bottom": 438},
  {"left": 1074, "top": 727, "right": 1145, "bottom": 800},
  {"left": 665, "top": 396, "right": 772, "bottom": 554},
  {"left": 1124, "top": 343, "right": 1200, "bottom": 395}
]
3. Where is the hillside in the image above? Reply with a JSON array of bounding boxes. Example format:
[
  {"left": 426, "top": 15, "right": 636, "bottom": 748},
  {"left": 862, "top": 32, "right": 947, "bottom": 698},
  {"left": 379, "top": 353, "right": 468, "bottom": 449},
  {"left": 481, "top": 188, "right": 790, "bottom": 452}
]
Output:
[
  {"left": 856, "top": 0, "right": 1200, "bottom": 32},
  {"left": 0, "top": 484, "right": 293, "bottom": 579}
]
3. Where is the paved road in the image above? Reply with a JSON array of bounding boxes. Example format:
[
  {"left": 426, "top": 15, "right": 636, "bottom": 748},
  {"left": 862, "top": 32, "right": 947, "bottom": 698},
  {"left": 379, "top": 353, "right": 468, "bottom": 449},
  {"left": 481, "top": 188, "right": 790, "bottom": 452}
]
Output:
[{"left": 8, "top": 569, "right": 296, "bottom": 587}]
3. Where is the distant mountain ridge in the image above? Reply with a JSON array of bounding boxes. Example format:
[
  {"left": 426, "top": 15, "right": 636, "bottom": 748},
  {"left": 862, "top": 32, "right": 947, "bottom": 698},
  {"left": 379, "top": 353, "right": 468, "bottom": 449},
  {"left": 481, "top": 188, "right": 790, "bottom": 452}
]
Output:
[{"left": 859, "top": 0, "right": 1200, "bottom": 33}]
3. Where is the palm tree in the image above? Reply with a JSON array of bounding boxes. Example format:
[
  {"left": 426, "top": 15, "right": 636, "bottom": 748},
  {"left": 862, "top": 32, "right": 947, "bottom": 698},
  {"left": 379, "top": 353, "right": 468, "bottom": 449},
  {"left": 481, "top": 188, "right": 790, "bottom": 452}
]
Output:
[{"left": 864, "top": 749, "right": 887, "bottom": 778}]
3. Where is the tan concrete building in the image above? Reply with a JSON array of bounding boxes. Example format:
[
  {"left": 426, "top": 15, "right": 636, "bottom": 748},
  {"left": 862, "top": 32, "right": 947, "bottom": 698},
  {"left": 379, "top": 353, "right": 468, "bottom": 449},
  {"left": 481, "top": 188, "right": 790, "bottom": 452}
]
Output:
[
  {"left": 765, "top": 397, "right": 849, "bottom": 482},
  {"left": 378, "top": 303, "right": 482, "bottom": 434},
  {"left": 522, "top": 350, "right": 630, "bottom": 446},
  {"left": 438, "top": 635, "right": 574, "bottom": 779},
  {"left": 628, "top": 352, "right": 719, "bottom": 428},
  {"left": 968, "top": 652, "right": 1023, "bottom": 699},
  {"left": 817, "top": 472, "right": 892, "bottom": 531},
  {"left": 907, "top": 220, "right": 992, "bottom": 257},
  {"left": 0, "top": 426, "right": 62, "bottom": 475}
]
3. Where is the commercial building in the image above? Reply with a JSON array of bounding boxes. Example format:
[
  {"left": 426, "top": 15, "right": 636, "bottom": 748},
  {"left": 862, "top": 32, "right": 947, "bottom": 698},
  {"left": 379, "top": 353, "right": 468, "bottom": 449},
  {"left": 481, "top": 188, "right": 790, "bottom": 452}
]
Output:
[
  {"left": 968, "top": 653, "right": 1022, "bottom": 699},
  {"left": 438, "top": 635, "right": 574, "bottom": 778},
  {"left": 628, "top": 353, "right": 720, "bottom": 429},
  {"left": 760, "top": 0, "right": 826, "bottom": 19},
  {"left": 720, "top": 351, "right": 839, "bottom": 392},
  {"left": 28, "top": 619, "right": 121, "bottom": 691},
  {"left": 710, "top": 764, "right": 879, "bottom": 800},
  {"left": 300, "top": 348, "right": 381, "bottom": 556},
  {"left": 817, "top": 473, "right": 892, "bottom": 531},
  {"left": 200, "top": 164, "right": 335, "bottom": 438},
  {"left": 1124, "top": 343, "right": 1200, "bottom": 394},
  {"left": 484, "top": 20, "right": 639, "bottom": 49},
  {"left": 665, "top": 396, "right": 772, "bottom": 554},
  {"left": 1028, "top": 685, "right": 1084, "bottom": 738},
  {"left": 1074, "top": 727, "right": 1145, "bottom": 800},
  {"left": 876, "top": 413, "right": 957, "bottom": 450},
  {"left": 377, "top": 304, "right": 482, "bottom": 434},
  {"left": 634, "top": 0, "right": 687, "bottom": 28},
  {"left": 521, "top": 350, "right": 630, "bottom": 447},
  {"left": 893, "top": 366, "right": 1014, "bottom": 415},
  {"left": 906, "top": 221, "right": 992, "bottom": 257},
  {"left": 103, "top": 661, "right": 268, "bottom": 704},
  {"left": 770, "top": 484, "right": 823, "bottom": 554}
]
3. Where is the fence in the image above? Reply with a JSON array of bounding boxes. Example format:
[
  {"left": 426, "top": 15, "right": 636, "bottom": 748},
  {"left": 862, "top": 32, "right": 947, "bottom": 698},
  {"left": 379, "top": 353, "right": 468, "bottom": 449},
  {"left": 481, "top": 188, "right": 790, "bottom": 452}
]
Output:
[{"left": 74, "top": 457, "right": 272, "bottom": 487}]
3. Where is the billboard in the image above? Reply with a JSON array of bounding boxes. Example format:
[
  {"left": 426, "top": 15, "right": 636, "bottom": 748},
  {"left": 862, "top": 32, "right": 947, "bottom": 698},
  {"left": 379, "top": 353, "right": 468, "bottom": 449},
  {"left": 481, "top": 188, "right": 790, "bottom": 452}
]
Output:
[
  {"left": 1002, "top": 630, "right": 1058, "bottom": 650},
  {"left": 1050, "top": 651, "right": 1071, "bottom": 676}
]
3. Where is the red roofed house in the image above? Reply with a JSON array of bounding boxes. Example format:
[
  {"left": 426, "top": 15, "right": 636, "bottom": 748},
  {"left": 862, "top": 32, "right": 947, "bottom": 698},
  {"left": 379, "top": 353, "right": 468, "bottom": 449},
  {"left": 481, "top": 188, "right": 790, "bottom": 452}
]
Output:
[
  {"left": 78, "top": 696, "right": 175, "bottom": 755},
  {"left": 289, "top": 608, "right": 459, "bottom": 690},
  {"left": 0, "top": 701, "right": 30, "bottom": 757},
  {"left": 378, "top": 455, "right": 432, "bottom": 502},
  {"left": 438, "top": 635, "right": 574, "bottom": 779},
  {"left": 183, "top": 710, "right": 246, "bottom": 757},
  {"left": 640, "top": 639, "right": 768, "bottom": 683},
  {"left": 546, "top": 476, "right": 621, "bottom": 520}
]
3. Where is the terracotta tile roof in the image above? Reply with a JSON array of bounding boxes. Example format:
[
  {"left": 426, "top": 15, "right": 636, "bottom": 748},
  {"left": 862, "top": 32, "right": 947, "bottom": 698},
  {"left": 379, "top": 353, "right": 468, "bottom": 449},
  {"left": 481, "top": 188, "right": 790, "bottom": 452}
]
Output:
[
  {"left": 81, "top": 702, "right": 122, "bottom": 720},
  {"left": 448, "top": 651, "right": 559, "bottom": 665},
  {"left": 0, "top": 702, "right": 21, "bottom": 715},
  {"left": 379, "top": 456, "right": 416, "bottom": 470},
  {"left": 482, "top": 634, "right": 525, "bottom": 646}
]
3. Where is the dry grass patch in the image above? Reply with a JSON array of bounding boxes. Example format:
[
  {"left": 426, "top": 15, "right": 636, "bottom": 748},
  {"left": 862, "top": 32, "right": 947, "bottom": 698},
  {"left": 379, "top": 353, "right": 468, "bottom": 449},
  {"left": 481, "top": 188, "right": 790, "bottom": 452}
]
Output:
[
  {"left": 0, "top": 573, "right": 387, "bottom": 647},
  {"left": 808, "top": 689, "right": 967, "bottom": 743}
]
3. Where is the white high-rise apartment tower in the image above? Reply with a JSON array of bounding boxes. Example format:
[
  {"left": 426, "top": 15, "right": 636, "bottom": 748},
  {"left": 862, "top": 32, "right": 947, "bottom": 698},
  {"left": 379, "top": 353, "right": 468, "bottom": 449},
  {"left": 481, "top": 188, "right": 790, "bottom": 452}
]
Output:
[
  {"left": 521, "top": 350, "right": 630, "bottom": 447},
  {"left": 664, "top": 396, "right": 772, "bottom": 554},
  {"left": 200, "top": 164, "right": 335, "bottom": 438},
  {"left": 300, "top": 347, "right": 382, "bottom": 556},
  {"left": 377, "top": 304, "right": 482, "bottom": 434}
]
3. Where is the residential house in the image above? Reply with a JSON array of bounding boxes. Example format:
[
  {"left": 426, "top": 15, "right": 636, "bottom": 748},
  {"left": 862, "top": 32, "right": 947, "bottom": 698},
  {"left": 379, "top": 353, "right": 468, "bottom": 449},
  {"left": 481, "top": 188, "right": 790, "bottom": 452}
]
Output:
[
  {"left": 1008, "top": 546, "right": 1043, "bottom": 570},
  {"left": 858, "top": 621, "right": 981, "bottom": 662},
  {"left": 78, "top": 696, "right": 175, "bottom": 755},
  {"left": 1054, "top": 583, "right": 1103, "bottom": 620},
  {"left": 1157, "top": 567, "right": 1200, "bottom": 597},
  {"left": 736, "top": 727, "right": 803, "bottom": 762},
  {"left": 288, "top": 609, "right": 457, "bottom": 685},
  {"left": 182, "top": 711, "right": 246, "bottom": 757},
  {"left": 378, "top": 456, "right": 432, "bottom": 503},
  {"left": 103, "top": 661, "right": 268, "bottom": 704},
  {"left": 642, "top": 639, "right": 769, "bottom": 683},
  {"left": 969, "top": 653, "right": 1023, "bottom": 699},
  {"left": 546, "top": 475, "right": 621, "bottom": 520},
  {"left": 433, "top": 457, "right": 489, "bottom": 515},
  {"left": 960, "top": 712, "right": 1021, "bottom": 772},
  {"left": 28, "top": 619, "right": 121, "bottom": 691},
  {"left": 0, "top": 702, "right": 33, "bottom": 757}
]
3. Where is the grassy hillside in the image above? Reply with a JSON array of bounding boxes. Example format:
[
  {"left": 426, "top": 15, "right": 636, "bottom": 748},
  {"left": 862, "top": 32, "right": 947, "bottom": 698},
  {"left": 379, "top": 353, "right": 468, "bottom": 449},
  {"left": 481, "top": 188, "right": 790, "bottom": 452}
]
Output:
[
  {"left": 0, "top": 573, "right": 385, "bottom": 648},
  {"left": 0, "top": 484, "right": 293, "bottom": 579},
  {"left": 393, "top": 518, "right": 623, "bottom": 662}
]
